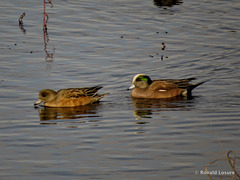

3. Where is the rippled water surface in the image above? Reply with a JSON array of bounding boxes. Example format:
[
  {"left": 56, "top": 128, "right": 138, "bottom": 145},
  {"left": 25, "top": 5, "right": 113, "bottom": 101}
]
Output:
[{"left": 1, "top": 0, "right": 240, "bottom": 179}]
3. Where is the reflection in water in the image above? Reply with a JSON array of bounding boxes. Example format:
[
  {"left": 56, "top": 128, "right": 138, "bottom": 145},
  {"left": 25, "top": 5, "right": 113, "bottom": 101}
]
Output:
[
  {"left": 131, "top": 97, "right": 195, "bottom": 134},
  {"left": 37, "top": 103, "right": 101, "bottom": 126},
  {"left": 43, "top": 29, "right": 55, "bottom": 62},
  {"left": 153, "top": 0, "right": 183, "bottom": 7},
  {"left": 19, "top": 24, "right": 26, "bottom": 34},
  {"left": 131, "top": 97, "right": 194, "bottom": 119}
]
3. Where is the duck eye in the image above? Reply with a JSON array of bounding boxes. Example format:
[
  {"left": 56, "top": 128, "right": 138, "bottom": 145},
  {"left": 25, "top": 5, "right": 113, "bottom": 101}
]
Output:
[
  {"left": 41, "top": 92, "right": 48, "bottom": 97},
  {"left": 136, "top": 78, "right": 141, "bottom": 82}
]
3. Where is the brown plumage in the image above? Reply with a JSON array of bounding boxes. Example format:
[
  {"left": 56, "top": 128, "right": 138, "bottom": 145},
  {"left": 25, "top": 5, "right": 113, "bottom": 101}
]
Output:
[
  {"left": 34, "top": 86, "right": 108, "bottom": 107},
  {"left": 128, "top": 74, "right": 205, "bottom": 99}
]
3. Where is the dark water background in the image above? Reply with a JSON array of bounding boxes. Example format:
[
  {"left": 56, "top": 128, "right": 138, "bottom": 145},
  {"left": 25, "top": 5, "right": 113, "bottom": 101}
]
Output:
[{"left": 0, "top": 0, "right": 240, "bottom": 179}]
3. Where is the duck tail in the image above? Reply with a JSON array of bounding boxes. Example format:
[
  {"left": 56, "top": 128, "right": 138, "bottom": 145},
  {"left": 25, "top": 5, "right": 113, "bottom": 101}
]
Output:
[
  {"left": 183, "top": 80, "right": 207, "bottom": 96},
  {"left": 89, "top": 86, "right": 103, "bottom": 93},
  {"left": 94, "top": 93, "right": 109, "bottom": 101}
]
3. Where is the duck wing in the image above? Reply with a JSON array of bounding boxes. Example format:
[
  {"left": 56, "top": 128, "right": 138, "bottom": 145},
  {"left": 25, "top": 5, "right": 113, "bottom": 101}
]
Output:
[
  {"left": 150, "top": 81, "right": 179, "bottom": 91},
  {"left": 153, "top": 78, "right": 196, "bottom": 89},
  {"left": 57, "top": 86, "right": 103, "bottom": 98}
]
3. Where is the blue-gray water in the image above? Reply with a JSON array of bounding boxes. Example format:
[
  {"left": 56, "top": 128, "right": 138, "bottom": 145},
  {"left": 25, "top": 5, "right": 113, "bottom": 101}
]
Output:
[{"left": 0, "top": 0, "right": 240, "bottom": 179}]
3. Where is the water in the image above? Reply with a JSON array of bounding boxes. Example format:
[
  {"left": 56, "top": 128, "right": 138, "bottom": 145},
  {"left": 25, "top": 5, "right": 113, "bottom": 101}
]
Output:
[{"left": 0, "top": 0, "right": 240, "bottom": 179}]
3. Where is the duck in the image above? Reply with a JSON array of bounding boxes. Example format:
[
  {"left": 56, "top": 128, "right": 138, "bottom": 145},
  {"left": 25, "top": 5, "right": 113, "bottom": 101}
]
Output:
[
  {"left": 128, "top": 74, "right": 205, "bottom": 99},
  {"left": 34, "top": 86, "right": 108, "bottom": 107}
]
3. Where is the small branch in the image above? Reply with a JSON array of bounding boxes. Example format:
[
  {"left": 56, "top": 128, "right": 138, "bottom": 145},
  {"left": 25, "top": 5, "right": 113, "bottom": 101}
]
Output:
[
  {"left": 18, "top": 12, "right": 26, "bottom": 25},
  {"left": 47, "top": 0, "right": 53, "bottom": 8},
  {"left": 43, "top": 0, "right": 54, "bottom": 62},
  {"left": 18, "top": 12, "right": 26, "bottom": 34},
  {"left": 43, "top": 0, "right": 53, "bottom": 30}
]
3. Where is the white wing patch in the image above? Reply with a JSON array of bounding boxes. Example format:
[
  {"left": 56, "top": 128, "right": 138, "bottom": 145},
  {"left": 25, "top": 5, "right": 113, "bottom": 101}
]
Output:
[{"left": 159, "top": 89, "right": 167, "bottom": 92}]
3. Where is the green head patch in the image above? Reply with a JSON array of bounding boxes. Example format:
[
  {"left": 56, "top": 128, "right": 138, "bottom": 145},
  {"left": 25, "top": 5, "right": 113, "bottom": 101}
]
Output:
[{"left": 136, "top": 75, "right": 153, "bottom": 85}]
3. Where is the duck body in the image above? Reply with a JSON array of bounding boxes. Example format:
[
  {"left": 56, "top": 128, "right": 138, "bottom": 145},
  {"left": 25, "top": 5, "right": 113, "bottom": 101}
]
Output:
[
  {"left": 34, "top": 86, "right": 108, "bottom": 107},
  {"left": 128, "top": 74, "right": 205, "bottom": 99}
]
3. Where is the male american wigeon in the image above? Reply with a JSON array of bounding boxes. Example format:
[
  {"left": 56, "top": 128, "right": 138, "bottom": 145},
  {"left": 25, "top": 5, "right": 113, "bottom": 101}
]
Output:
[
  {"left": 34, "top": 86, "right": 108, "bottom": 107},
  {"left": 128, "top": 74, "right": 205, "bottom": 99}
]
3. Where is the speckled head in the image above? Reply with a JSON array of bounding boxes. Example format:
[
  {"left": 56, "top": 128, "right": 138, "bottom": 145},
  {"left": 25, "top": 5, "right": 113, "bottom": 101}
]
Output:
[{"left": 34, "top": 89, "right": 57, "bottom": 106}]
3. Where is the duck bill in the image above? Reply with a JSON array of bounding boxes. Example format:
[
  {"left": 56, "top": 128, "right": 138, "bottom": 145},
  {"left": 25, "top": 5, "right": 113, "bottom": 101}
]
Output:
[
  {"left": 34, "top": 99, "right": 43, "bottom": 107},
  {"left": 127, "top": 84, "right": 135, "bottom": 90}
]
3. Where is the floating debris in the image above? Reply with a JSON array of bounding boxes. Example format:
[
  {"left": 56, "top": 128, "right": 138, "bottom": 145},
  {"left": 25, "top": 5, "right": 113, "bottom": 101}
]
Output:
[
  {"left": 18, "top": 12, "right": 26, "bottom": 34},
  {"left": 18, "top": 12, "right": 25, "bottom": 25},
  {"left": 161, "top": 42, "right": 166, "bottom": 50},
  {"left": 153, "top": 0, "right": 183, "bottom": 7}
]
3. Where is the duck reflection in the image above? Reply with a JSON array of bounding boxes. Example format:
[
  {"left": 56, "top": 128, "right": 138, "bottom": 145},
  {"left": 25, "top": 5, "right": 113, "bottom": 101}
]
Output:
[
  {"left": 37, "top": 103, "right": 101, "bottom": 124},
  {"left": 153, "top": 0, "right": 183, "bottom": 7},
  {"left": 131, "top": 97, "right": 194, "bottom": 119}
]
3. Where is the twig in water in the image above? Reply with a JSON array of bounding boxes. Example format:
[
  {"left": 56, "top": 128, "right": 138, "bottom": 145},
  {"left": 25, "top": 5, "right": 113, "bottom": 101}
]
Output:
[
  {"left": 42, "top": 0, "right": 54, "bottom": 62},
  {"left": 18, "top": 12, "right": 26, "bottom": 25},
  {"left": 43, "top": 0, "right": 53, "bottom": 31},
  {"left": 227, "top": 151, "right": 240, "bottom": 178},
  {"left": 18, "top": 12, "right": 26, "bottom": 34},
  {"left": 205, "top": 150, "right": 240, "bottom": 180}
]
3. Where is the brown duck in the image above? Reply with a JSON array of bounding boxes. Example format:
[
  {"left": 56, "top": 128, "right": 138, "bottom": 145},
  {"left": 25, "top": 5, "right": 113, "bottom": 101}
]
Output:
[
  {"left": 34, "top": 86, "right": 108, "bottom": 107},
  {"left": 128, "top": 74, "right": 205, "bottom": 99}
]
